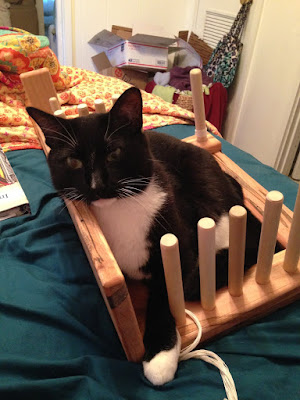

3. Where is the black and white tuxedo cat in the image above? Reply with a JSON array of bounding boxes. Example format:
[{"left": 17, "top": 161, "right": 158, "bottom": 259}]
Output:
[{"left": 27, "top": 87, "right": 260, "bottom": 386}]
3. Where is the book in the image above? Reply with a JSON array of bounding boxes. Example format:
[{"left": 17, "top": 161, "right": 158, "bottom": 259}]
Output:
[{"left": 0, "top": 145, "right": 30, "bottom": 221}]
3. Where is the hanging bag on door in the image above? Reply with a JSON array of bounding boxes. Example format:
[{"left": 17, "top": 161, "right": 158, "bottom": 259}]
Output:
[{"left": 205, "top": 1, "right": 252, "bottom": 88}]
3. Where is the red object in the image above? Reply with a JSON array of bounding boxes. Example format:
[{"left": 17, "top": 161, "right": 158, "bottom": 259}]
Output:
[
  {"left": 203, "top": 83, "right": 227, "bottom": 132},
  {"left": 145, "top": 80, "right": 156, "bottom": 93}
]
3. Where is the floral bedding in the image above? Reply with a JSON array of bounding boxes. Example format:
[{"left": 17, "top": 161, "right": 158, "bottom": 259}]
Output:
[{"left": 0, "top": 27, "right": 219, "bottom": 152}]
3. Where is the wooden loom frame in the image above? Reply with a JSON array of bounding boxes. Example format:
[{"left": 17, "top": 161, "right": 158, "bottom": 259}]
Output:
[{"left": 20, "top": 68, "right": 300, "bottom": 363}]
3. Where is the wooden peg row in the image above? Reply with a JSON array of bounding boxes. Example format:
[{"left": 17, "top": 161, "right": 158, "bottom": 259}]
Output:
[
  {"left": 160, "top": 234, "right": 186, "bottom": 327},
  {"left": 255, "top": 191, "right": 284, "bottom": 284},
  {"left": 198, "top": 217, "right": 216, "bottom": 310}
]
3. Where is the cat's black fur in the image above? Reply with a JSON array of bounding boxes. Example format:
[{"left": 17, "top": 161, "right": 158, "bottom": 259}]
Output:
[{"left": 27, "top": 87, "right": 261, "bottom": 383}]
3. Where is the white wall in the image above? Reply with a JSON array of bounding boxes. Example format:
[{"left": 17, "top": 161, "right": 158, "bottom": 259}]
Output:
[
  {"left": 71, "top": 0, "right": 195, "bottom": 72},
  {"left": 223, "top": 0, "right": 300, "bottom": 168}
]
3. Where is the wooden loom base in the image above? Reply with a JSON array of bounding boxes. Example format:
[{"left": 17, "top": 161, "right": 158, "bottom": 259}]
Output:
[
  {"left": 32, "top": 116, "right": 299, "bottom": 360},
  {"left": 21, "top": 67, "right": 299, "bottom": 362},
  {"left": 128, "top": 251, "right": 300, "bottom": 349}
]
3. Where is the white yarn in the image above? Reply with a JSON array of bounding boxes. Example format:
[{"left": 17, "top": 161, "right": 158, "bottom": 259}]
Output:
[{"left": 179, "top": 309, "right": 238, "bottom": 400}]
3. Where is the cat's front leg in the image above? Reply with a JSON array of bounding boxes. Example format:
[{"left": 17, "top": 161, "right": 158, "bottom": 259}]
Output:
[{"left": 142, "top": 279, "right": 181, "bottom": 386}]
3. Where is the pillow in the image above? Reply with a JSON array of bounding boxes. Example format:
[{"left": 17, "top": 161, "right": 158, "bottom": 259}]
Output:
[{"left": 0, "top": 27, "right": 70, "bottom": 90}]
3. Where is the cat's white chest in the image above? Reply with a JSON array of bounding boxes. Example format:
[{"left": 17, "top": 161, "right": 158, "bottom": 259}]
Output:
[{"left": 90, "top": 181, "right": 167, "bottom": 279}]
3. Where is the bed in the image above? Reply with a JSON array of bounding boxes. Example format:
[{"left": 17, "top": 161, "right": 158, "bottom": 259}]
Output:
[{"left": 1, "top": 28, "right": 300, "bottom": 400}]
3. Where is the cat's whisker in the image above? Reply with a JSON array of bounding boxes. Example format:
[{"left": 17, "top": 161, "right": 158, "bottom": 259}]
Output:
[
  {"left": 65, "top": 193, "right": 82, "bottom": 201},
  {"left": 43, "top": 127, "right": 77, "bottom": 147},
  {"left": 118, "top": 177, "right": 152, "bottom": 186},
  {"left": 59, "top": 187, "right": 78, "bottom": 192},
  {"left": 104, "top": 112, "right": 111, "bottom": 139},
  {"left": 122, "top": 183, "right": 172, "bottom": 231},
  {"left": 45, "top": 135, "right": 76, "bottom": 148},
  {"left": 55, "top": 130, "right": 77, "bottom": 148},
  {"left": 53, "top": 114, "right": 78, "bottom": 146},
  {"left": 117, "top": 187, "right": 169, "bottom": 232},
  {"left": 119, "top": 178, "right": 151, "bottom": 184},
  {"left": 122, "top": 185, "right": 144, "bottom": 194},
  {"left": 106, "top": 122, "right": 131, "bottom": 141},
  {"left": 66, "top": 120, "right": 77, "bottom": 145},
  {"left": 42, "top": 126, "right": 77, "bottom": 147}
]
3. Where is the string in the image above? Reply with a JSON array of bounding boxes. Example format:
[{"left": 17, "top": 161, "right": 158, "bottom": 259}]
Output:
[{"left": 179, "top": 309, "right": 238, "bottom": 400}]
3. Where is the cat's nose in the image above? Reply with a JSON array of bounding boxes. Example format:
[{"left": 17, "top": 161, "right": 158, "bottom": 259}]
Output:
[{"left": 90, "top": 173, "right": 100, "bottom": 190}]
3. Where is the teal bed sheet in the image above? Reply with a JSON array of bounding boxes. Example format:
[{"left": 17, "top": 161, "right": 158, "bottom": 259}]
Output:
[{"left": 1, "top": 125, "right": 299, "bottom": 400}]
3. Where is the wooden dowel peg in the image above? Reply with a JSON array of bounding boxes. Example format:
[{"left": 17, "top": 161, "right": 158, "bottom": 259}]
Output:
[
  {"left": 78, "top": 103, "right": 89, "bottom": 117},
  {"left": 160, "top": 234, "right": 186, "bottom": 327},
  {"left": 94, "top": 99, "right": 106, "bottom": 114},
  {"left": 283, "top": 184, "right": 300, "bottom": 273},
  {"left": 228, "top": 206, "right": 247, "bottom": 296},
  {"left": 54, "top": 109, "right": 67, "bottom": 119},
  {"left": 198, "top": 217, "right": 216, "bottom": 310},
  {"left": 190, "top": 68, "right": 208, "bottom": 143},
  {"left": 112, "top": 94, "right": 119, "bottom": 105},
  {"left": 255, "top": 191, "right": 284, "bottom": 284},
  {"left": 49, "top": 96, "right": 60, "bottom": 113}
]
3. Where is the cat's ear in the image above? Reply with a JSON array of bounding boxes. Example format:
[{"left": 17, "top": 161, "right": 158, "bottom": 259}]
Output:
[
  {"left": 110, "top": 87, "right": 143, "bottom": 133},
  {"left": 26, "top": 107, "right": 73, "bottom": 149}
]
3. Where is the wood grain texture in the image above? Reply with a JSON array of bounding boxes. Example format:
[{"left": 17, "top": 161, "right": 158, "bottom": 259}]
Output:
[
  {"left": 190, "top": 68, "right": 207, "bottom": 141},
  {"left": 183, "top": 134, "right": 222, "bottom": 154},
  {"left": 161, "top": 234, "right": 186, "bottom": 327},
  {"left": 228, "top": 206, "right": 247, "bottom": 297},
  {"left": 255, "top": 191, "right": 284, "bottom": 284},
  {"left": 20, "top": 68, "right": 58, "bottom": 114},
  {"left": 283, "top": 184, "right": 300, "bottom": 273},
  {"left": 198, "top": 218, "right": 216, "bottom": 310},
  {"left": 179, "top": 251, "right": 300, "bottom": 348},
  {"left": 22, "top": 67, "right": 145, "bottom": 361}
]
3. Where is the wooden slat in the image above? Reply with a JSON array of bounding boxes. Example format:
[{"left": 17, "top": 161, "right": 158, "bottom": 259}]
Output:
[
  {"left": 20, "top": 68, "right": 58, "bottom": 114},
  {"left": 20, "top": 66, "right": 145, "bottom": 362},
  {"left": 33, "top": 123, "right": 145, "bottom": 362}
]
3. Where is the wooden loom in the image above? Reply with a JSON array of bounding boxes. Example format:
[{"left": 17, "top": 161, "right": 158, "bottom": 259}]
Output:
[{"left": 20, "top": 68, "right": 300, "bottom": 363}]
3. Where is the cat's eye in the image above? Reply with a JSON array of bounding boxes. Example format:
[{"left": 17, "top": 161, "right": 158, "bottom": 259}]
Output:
[
  {"left": 107, "top": 147, "right": 121, "bottom": 162},
  {"left": 67, "top": 157, "right": 83, "bottom": 169}
]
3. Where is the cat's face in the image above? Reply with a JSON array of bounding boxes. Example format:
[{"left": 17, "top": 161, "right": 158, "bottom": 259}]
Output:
[{"left": 27, "top": 87, "right": 153, "bottom": 205}]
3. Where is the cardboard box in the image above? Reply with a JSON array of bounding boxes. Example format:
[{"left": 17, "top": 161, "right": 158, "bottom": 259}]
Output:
[
  {"left": 89, "top": 29, "right": 177, "bottom": 72},
  {"left": 92, "top": 51, "right": 148, "bottom": 90}
]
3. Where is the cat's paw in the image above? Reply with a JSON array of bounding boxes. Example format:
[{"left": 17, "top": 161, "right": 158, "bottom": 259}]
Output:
[{"left": 143, "top": 330, "right": 181, "bottom": 386}]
